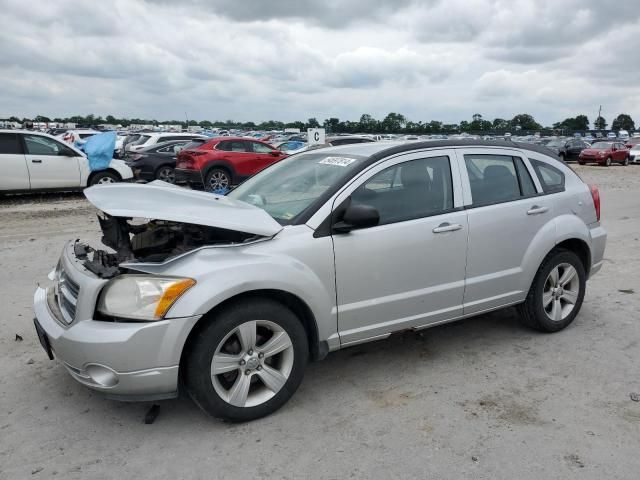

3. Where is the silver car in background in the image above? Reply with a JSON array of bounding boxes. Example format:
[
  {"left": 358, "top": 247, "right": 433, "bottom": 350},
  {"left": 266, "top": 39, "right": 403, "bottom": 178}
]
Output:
[{"left": 33, "top": 140, "right": 606, "bottom": 421}]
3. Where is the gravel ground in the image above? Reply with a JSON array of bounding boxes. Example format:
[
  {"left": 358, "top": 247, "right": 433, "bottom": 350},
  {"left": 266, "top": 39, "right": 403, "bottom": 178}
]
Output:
[{"left": 1, "top": 164, "right": 639, "bottom": 479}]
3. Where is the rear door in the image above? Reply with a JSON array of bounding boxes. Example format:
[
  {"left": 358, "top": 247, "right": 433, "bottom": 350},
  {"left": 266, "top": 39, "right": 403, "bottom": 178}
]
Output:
[
  {"left": 457, "top": 148, "right": 555, "bottom": 314},
  {"left": 23, "top": 134, "right": 81, "bottom": 189},
  {"left": 216, "top": 140, "right": 257, "bottom": 178},
  {"left": 0, "top": 133, "right": 30, "bottom": 190}
]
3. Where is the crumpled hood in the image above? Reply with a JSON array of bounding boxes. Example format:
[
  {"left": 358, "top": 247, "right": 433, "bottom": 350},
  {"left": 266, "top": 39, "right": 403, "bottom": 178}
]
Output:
[{"left": 84, "top": 180, "right": 283, "bottom": 236}]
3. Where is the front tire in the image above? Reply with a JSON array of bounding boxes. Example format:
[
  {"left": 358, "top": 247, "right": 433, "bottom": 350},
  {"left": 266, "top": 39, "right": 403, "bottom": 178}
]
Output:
[
  {"left": 623, "top": 156, "right": 629, "bottom": 166},
  {"left": 604, "top": 156, "right": 612, "bottom": 167},
  {"left": 518, "top": 249, "right": 586, "bottom": 333},
  {"left": 184, "top": 299, "right": 309, "bottom": 422},
  {"left": 89, "top": 171, "right": 119, "bottom": 186}
]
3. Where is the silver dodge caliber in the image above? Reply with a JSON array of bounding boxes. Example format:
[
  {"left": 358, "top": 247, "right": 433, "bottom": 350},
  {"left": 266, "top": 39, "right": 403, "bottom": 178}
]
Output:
[{"left": 33, "top": 140, "right": 606, "bottom": 421}]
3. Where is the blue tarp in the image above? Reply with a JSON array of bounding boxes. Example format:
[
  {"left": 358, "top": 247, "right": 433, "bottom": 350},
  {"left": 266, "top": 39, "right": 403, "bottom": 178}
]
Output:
[{"left": 81, "top": 131, "right": 116, "bottom": 171}]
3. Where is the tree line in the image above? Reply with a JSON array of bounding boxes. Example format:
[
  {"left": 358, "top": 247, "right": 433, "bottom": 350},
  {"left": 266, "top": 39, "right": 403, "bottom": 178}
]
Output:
[{"left": 2, "top": 112, "right": 636, "bottom": 134}]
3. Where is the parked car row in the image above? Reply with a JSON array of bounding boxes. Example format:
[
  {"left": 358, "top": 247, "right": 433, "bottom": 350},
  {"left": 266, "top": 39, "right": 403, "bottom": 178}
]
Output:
[{"left": 0, "top": 130, "right": 133, "bottom": 193}]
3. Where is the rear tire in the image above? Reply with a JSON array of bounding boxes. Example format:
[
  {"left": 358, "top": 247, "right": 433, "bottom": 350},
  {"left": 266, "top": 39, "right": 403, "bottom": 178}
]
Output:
[
  {"left": 578, "top": 161, "right": 585, "bottom": 166},
  {"left": 155, "top": 165, "right": 175, "bottom": 183},
  {"left": 184, "top": 299, "right": 309, "bottom": 422},
  {"left": 518, "top": 249, "right": 586, "bottom": 333},
  {"left": 205, "top": 168, "right": 231, "bottom": 192}
]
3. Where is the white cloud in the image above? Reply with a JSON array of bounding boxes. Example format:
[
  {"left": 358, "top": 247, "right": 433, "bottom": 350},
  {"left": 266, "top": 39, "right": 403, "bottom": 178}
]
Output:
[{"left": 0, "top": 0, "right": 638, "bottom": 126}]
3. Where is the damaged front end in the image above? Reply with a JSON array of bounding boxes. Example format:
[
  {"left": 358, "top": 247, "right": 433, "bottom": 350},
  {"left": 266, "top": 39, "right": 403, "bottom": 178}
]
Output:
[
  {"left": 79, "top": 214, "right": 264, "bottom": 278},
  {"left": 77, "top": 181, "right": 284, "bottom": 278}
]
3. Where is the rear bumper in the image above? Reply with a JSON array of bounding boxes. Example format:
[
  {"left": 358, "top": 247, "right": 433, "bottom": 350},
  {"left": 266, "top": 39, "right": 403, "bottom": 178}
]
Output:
[
  {"left": 33, "top": 286, "right": 201, "bottom": 400},
  {"left": 175, "top": 168, "right": 204, "bottom": 188},
  {"left": 588, "top": 224, "right": 607, "bottom": 278}
]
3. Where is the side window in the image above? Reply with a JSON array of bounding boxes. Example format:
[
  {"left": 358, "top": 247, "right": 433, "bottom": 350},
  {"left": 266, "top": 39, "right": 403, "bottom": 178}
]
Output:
[
  {"left": 529, "top": 159, "right": 565, "bottom": 193},
  {"left": 252, "top": 142, "right": 274, "bottom": 154},
  {"left": 351, "top": 156, "right": 453, "bottom": 225},
  {"left": 464, "top": 154, "right": 522, "bottom": 205},
  {"left": 514, "top": 158, "right": 537, "bottom": 196},
  {"left": 0, "top": 133, "right": 22, "bottom": 154},
  {"left": 217, "top": 141, "right": 232, "bottom": 151},
  {"left": 24, "top": 135, "right": 66, "bottom": 156}
]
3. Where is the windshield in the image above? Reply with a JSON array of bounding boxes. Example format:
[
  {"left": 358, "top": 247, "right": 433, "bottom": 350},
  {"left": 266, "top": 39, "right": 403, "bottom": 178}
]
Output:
[
  {"left": 546, "top": 140, "right": 565, "bottom": 147},
  {"left": 228, "top": 152, "right": 367, "bottom": 224},
  {"left": 131, "top": 135, "right": 151, "bottom": 145},
  {"left": 591, "top": 142, "right": 612, "bottom": 149}
]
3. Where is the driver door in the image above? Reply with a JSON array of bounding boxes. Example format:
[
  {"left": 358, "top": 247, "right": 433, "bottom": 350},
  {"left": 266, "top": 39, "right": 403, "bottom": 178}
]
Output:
[
  {"left": 22, "top": 134, "right": 81, "bottom": 189},
  {"left": 330, "top": 150, "right": 468, "bottom": 346}
]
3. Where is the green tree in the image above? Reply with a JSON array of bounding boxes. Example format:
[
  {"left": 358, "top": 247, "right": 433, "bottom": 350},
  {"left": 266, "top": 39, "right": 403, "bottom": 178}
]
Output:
[
  {"left": 492, "top": 118, "right": 510, "bottom": 130},
  {"left": 593, "top": 116, "right": 607, "bottom": 130},
  {"left": 511, "top": 114, "right": 541, "bottom": 131},
  {"left": 611, "top": 113, "right": 635, "bottom": 132},
  {"left": 380, "top": 112, "right": 406, "bottom": 133},
  {"left": 306, "top": 117, "right": 320, "bottom": 129}
]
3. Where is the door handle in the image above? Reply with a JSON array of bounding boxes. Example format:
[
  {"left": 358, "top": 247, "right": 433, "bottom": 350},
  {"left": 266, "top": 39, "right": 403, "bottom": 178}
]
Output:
[
  {"left": 31, "top": 159, "right": 42, "bottom": 163},
  {"left": 527, "top": 205, "right": 549, "bottom": 215},
  {"left": 432, "top": 222, "right": 463, "bottom": 233}
]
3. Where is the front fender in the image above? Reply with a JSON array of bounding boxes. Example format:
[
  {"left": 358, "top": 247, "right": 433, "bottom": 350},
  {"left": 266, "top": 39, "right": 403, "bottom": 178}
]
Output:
[
  {"left": 108, "top": 159, "right": 134, "bottom": 180},
  {"left": 128, "top": 243, "right": 337, "bottom": 346}
]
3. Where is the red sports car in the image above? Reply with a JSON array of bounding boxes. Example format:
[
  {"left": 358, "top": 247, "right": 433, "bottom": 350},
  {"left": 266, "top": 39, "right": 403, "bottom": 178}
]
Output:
[
  {"left": 578, "top": 141, "right": 630, "bottom": 166},
  {"left": 175, "top": 137, "right": 287, "bottom": 191}
]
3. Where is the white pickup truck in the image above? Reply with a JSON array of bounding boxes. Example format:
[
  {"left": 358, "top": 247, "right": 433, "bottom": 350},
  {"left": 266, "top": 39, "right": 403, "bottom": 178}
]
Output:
[{"left": 0, "top": 130, "right": 133, "bottom": 193}]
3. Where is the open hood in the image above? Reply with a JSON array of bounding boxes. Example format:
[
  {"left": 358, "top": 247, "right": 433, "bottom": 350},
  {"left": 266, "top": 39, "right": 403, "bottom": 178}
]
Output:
[{"left": 84, "top": 181, "right": 283, "bottom": 237}]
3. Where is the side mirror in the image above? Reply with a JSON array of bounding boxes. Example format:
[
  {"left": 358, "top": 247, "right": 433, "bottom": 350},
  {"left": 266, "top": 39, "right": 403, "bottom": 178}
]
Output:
[
  {"left": 270, "top": 150, "right": 281, "bottom": 156},
  {"left": 333, "top": 203, "right": 380, "bottom": 233}
]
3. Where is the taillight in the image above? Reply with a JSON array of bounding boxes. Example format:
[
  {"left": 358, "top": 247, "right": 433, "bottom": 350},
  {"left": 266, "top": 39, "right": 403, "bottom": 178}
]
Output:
[{"left": 589, "top": 184, "right": 600, "bottom": 222}]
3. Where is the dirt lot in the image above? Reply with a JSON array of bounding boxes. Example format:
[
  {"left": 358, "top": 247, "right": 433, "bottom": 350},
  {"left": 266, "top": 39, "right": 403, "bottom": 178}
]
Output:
[{"left": 1, "top": 165, "right": 639, "bottom": 479}]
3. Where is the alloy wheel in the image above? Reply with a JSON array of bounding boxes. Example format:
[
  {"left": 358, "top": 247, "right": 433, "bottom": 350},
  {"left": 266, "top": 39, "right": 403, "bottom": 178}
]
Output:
[
  {"left": 542, "top": 263, "right": 580, "bottom": 322},
  {"left": 211, "top": 320, "right": 294, "bottom": 408},
  {"left": 208, "top": 171, "right": 230, "bottom": 191},
  {"left": 97, "top": 176, "right": 116, "bottom": 184},
  {"left": 157, "top": 167, "right": 175, "bottom": 183}
]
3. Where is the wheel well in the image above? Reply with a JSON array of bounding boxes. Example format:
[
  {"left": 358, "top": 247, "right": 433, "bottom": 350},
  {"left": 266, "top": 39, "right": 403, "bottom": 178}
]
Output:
[
  {"left": 88, "top": 168, "right": 121, "bottom": 184},
  {"left": 555, "top": 238, "right": 591, "bottom": 275},
  {"left": 203, "top": 163, "right": 234, "bottom": 183},
  {"left": 178, "top": 289, "right": 322, "bottom": 386}
]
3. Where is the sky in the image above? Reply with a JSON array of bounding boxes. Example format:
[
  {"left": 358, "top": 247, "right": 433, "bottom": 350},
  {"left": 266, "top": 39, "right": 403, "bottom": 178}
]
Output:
[{"left": 0, "top": 0, "right": 639, "bottom": 127}]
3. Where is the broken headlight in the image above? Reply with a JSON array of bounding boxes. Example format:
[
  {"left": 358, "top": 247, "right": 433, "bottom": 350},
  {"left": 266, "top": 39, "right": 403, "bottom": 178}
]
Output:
[{"left": 97, "top": 275, "right": 195, "bottom": 321}]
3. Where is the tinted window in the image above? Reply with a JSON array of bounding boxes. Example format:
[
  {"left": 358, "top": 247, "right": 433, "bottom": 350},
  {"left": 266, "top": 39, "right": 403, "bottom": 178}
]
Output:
[
  {"left": 514, "top": 158, "right": 537, "bottom": 196},
  {"left": 464, "top": 154, "right": 521, "bottom": 205},
  {"left": 530, "top": 159, "right": 565, "bottom": 193},
  {"left": 0, "top": 133, "right": 22, "bottom": 154},
  {"left": 217, "top": 141, "right": 248, "bottom": 152},
  {"left": 351, "top": 156, "right": 453, "bottom": 225},
  {"left": 183, "top": 139, "right": 207, "bottom": 150},
  {"left": 252, "top": 142, "right": 274, "bottom": 153},
  {"left": 24, "top": 135, "right": 66, "bottom": 156}
]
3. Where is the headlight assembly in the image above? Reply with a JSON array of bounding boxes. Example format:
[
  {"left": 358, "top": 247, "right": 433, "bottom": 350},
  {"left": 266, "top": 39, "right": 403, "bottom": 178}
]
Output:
[{"left": 97, "top": 275, "right": 195, "bottom": 321}]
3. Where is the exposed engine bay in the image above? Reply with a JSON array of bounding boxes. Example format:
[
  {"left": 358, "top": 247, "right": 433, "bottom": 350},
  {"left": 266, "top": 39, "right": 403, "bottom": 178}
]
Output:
[{"left": 76, "top": 213, "right": 262, "bottom": 278}]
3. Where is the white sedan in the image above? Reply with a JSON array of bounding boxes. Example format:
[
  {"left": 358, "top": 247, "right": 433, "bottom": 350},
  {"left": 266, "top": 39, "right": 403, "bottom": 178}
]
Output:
[{"left": 0, "top": 130, "right": 133, "bottom": 193}]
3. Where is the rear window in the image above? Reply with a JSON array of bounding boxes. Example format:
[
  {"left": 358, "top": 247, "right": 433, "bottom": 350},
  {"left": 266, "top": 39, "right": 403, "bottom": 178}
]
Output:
[
  {"left": 529, "top": 159, "right": 565, "bottom": 193},
  {"left": 0, "top": 133, "right": 22, "bottom": 154},
  {"left": 183, "top": 139, "right": 207, "bottom": 150}
]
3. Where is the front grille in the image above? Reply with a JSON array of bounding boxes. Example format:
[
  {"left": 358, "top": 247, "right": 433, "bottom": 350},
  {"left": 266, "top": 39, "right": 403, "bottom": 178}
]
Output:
[{"left": 57, "top": 267, "right": 80, "bottom": 324}]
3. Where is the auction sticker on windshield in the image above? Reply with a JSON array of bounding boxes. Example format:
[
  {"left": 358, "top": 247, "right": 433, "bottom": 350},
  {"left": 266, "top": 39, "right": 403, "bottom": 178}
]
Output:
[{"left": 319, "top": 157, "right": 357, "bottom": 167}]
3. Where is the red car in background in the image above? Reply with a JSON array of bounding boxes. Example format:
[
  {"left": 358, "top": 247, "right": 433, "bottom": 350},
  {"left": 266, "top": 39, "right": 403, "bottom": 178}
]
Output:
[
  {"left": 175, "top": 137, "right": 287, "bottom": 191},
  {"left": 578, "top": 141, "right": 630, "bottom": 166}
]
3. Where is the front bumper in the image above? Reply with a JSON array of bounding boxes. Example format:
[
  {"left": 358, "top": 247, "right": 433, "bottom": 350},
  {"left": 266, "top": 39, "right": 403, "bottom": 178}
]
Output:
[{"left": 32, "top": 249, "right": 201, "bottom": 400}]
